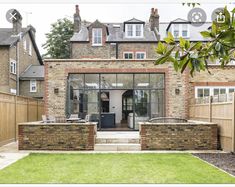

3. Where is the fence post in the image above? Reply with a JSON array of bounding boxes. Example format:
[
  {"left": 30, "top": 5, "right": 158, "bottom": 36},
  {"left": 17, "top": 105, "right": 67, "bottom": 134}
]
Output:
[
  {"left": 232, "top": 92, "right": 235, "bottom": 152},
  {"left": 209, "top": 96, "right": 212, "bottom": 122},
  {"left": 14, "top": 95, "right": 17, "bottom": 141}
]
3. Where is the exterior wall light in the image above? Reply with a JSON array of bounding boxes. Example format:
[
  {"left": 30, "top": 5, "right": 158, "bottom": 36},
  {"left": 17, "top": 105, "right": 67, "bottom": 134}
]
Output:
[{"left": 175, "top": 88, "right": 180, "bottom": 95}]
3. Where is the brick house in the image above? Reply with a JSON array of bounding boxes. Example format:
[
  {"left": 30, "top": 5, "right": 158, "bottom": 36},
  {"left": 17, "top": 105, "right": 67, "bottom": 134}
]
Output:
[
  {"left": 0, "top": 12, "right": 44, "bottom": 98},
  {"left": 44, "top": 5, "right": 235, "bottom": 130}
]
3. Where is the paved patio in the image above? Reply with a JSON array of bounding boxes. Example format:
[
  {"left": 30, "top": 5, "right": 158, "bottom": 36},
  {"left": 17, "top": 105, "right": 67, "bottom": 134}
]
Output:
[{"left": 0, "top": 142, "right": 29, "bottom": 170}]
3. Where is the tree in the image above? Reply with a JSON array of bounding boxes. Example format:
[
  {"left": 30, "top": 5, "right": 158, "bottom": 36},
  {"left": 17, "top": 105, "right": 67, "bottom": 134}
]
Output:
[
  {"left": 155, "top": 6, "right": 235, "bottom": 76},
  {"left": 43, "top": 18, "right": 74, "bottom": 59}
]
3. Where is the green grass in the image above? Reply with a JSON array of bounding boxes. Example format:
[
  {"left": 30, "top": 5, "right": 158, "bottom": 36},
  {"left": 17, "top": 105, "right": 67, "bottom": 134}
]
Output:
[{"left": 0, "top": 153, "right": 234, "bottom": 184}]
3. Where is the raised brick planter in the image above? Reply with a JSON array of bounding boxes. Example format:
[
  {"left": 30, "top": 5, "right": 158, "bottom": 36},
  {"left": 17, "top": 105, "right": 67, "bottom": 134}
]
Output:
[
  {"left": 140, "top": 120, "right": 218, "bottom": 150},
  {"left": 18, "top": 122, "right": 97, "bottom": 151}
]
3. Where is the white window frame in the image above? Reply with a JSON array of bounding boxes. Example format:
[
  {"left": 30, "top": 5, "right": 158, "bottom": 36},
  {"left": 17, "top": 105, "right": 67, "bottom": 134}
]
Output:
[
  {"left": 29, "top": 42, "right": 32, "bottom": 56},
  {"left": 125, "top": 24, "right": 144, "bottom": 38},
  {"left": 10, "top": 59, "right": 17, "bottom": 74},
  {"left": 92, "top": 28, "right": 102, "bottom": 46},
  {"left": 195, "top": 86, "right": 235, "bottom": 98},
  {"left": 123, "top": 52, "right": 134, "bottom": 59},
  {"left": 172, "top": 24, "right": 190, "bottom": 38},
  {"left": 30, "top": 80, "right": 37, "bottom": 93},
  {"left": 136, "top": 52, "right": 146, "bottom": 59}
]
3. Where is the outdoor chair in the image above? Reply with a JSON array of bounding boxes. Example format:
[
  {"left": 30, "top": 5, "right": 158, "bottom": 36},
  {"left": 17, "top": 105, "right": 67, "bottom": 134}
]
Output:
[
  {"left": 78, "top": 114, "right": 90, "bottom": 123},
  {"left": 41, "top": 115, "right": 55, "bottom": 123}
]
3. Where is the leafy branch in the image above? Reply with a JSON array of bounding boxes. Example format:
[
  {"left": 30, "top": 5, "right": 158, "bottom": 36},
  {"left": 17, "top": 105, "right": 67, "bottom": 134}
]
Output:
[{"left": 155, "top": 6, "right": 235, "bottom": 76}]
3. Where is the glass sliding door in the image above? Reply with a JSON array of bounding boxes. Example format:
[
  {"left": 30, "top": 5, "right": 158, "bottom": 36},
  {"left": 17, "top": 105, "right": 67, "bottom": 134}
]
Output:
[{"left": 66, "top": 73, "right": 165, "bottom": 131}]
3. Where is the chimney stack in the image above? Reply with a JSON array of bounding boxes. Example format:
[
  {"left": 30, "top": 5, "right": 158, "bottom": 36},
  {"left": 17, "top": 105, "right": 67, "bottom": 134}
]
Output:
[
  {"left": 12, "top": 9, "right": 22, "bottom": 35},
  {"left": 74, "top": 5, "right": 81, "bottom": 33},
  {"left": 149, "top": 8, "right": 159, "bottom": 32}
]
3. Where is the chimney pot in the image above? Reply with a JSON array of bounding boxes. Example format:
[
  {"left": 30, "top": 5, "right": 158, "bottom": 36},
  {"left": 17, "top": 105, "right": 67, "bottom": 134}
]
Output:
[
  {"left": 75, "top": 5, "right": 79, "bottom": 13},
  {"left": 74, "top": 5, "right": 81, "bottom": 33},
  {"left": 149, "top": 7, "right": 159, "bottom": 32}
]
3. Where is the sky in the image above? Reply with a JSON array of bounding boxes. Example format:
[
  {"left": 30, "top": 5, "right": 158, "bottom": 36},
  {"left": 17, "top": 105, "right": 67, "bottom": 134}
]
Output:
[{"left": 0, "top": 0, "right": 234, "bottom": 54}]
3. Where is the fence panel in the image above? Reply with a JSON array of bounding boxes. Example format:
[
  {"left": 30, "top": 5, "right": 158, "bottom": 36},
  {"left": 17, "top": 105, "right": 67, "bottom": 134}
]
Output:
[
  {"left": 0, "top": 92, "right": 44, "bottom": 146},
  {"left": 189, "top": 94, "right": 235, "bottom": 152}
]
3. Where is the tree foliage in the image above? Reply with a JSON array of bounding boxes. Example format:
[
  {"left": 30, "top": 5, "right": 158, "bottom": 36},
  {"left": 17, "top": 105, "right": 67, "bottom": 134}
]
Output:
[
  {"left": 155, "top": 6, "right": 235, "bottom": 76},
  {"left": 43, "top": 18, "right": 74, "bottom": 59}
]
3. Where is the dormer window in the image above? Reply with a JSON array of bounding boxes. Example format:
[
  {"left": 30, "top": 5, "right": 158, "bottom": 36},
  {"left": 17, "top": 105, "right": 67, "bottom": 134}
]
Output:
[
  {"left": 92, "top": 28, "right": 102, "bottom": 46},
  {"left": 172, "top": 24, "right": 189, "bottom": 38},
  {"left": 125, "top": 24, "right": 143, "bottom": 38}
]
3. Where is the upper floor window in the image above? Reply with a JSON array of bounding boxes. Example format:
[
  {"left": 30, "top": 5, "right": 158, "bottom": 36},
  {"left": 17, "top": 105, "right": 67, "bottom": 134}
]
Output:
[
  {"left": 173, "top": 24, "right": 180, "bottom": 38},
  {"left": 124, "top": 52, "right": 134, "bottom": 59},
  {"left": 172, "top": 24, "right": 189, "bottom": 38},
  {"left": 29, "top": 43, "right": 32, "bottom": 56},
  {"left": 127, "top": 24, "right": 133, "bottom": 37},
  {"left": 10, "top": 59, "right": 16, "bottom": 74},
  {"left": 136, "top": 52, "right": 146, "bottom": 59},
  {"left": 92, "top": 28, "right": 102, "bottom": 46},
  {"left": 30, "top": 80, "right": 37, "bottom": 92},
  {"left": 23, "top": 39, "right": 27, "bottom": 51},
  {"left": 182, "top": 24, "right": 188, "bottom": 37},
  {"left": 125, "top": 24, "right": 143, "bottom": 38}
]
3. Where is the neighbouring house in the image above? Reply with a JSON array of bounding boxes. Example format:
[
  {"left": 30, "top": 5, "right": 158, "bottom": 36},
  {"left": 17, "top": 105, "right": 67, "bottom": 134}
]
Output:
[
  {"left": 0, "top": 11, "right": 44, "bottom": 98},
  {"left": 44, "top": 5, "right": 235, "bottom": 131}
]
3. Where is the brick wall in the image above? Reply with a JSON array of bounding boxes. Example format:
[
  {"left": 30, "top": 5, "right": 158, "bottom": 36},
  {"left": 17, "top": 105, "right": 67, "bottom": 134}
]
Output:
[
  {"left": 140, "top": 121, "right": 218, "bottom": 150},
  {"left": 71, "top": 42, "right": 158, "bottom": 59},
  {"left": 71, "top": 43, "right": 111, "bottom": 59},
  {"left": 0, "top": 46, "right": 10, "bottom": 93},
  {"left": 18, "top": 122, "right": 96, "bottom": 150},
  {"left": 20, "top": 80, "right": 44, "bottom": 98},
  {"left": 44, "top": 59, "right": 188, "bottom": 119},
  {"left": 117, "top": 43, "right": 158, "bottom": 59}
]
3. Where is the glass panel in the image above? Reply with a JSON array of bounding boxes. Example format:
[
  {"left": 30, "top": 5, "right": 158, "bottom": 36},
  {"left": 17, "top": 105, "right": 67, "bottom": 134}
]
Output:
[
  {"left": 197, "top": 89, "right": 203, "bottom": 97},
  {"left": 127, "top": 24, "right": 133, "bottom": 36},
  {"left": 134, "top": 74, "right": 149, "bottom": 89},
  {"left": 69, "top": 74, "right": 84, "bottom": 89},
  {"left": 204, "top": 89, "right": 210, "bottom": 97},
  {"left": 151, "top": 89, "right": 164, "bottom": 118},
  {"left": 229, "top": 88, "right": 235, "bottom": 93},
  {"left": 85, "top": 74, "right": 99, "bottom": 89},
  {"left": 84, "top": 90, "right": 99, "bottom": 122},
  {"left": 116, "top": 74, "right": 133, "bottom": 89},
  {"left": 214, "top": 88, "right": 219, "bottom": 95},
  {"left": 136, "top": 24, "right": 142, "bottom": 36},
  {"left": 220, "top": 89, "right": 226, "bottom": 94},
  {"left": 100, "top": 74, "right": 116, "bottom": 89},
  {"left": 150, "top": 74, "right": 164, "bottom": 89},
  {"left": 134, "top": 90, "right": 150, "bottom": 130}
]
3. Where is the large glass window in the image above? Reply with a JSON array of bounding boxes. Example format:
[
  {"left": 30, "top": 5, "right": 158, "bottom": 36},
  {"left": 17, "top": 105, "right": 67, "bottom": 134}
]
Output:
[{"left": 67, "top": 73, "right": 165, "bottom": 130}]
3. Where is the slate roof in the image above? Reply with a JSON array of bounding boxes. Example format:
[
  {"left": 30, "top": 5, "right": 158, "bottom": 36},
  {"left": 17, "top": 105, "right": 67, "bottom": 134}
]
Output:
[
  {"left": 20, "top": 65, "right": 44, "bottom": 80},
  {"left": 70, "top": 21, "right": 158, "bottom": 43},
  {"left": 71, "top": 18, "right": 212, "bottom": 43},
  {"left": 0, "top": 26, "right": 43, "bottom": 65},
  {"left": 0, "top": 28, "right": 25, "bottom": 45}
]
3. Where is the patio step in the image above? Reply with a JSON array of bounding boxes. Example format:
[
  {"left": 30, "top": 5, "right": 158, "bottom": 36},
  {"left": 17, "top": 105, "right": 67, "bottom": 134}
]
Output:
[
  {"left": 94, "top": 131, "right": 141, "bottom": 151},
  {"left": 94, "top": 143, "right": 141, "bottom": 151},
  {"left": 95, "top": 138, "right": 140, "bottom": 144}
]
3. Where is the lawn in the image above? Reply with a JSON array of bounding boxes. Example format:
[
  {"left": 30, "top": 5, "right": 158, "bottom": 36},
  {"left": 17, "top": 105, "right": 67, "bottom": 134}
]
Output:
[{"left": 0, "top": 153, "right": 234, "bottom": 184}]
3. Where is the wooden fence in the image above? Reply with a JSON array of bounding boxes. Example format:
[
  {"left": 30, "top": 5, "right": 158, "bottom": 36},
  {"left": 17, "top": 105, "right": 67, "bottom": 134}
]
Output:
[
  {"left": 0, "top": 92, "right": 44, "bottom": 146},
  {"left": 189, "top": 93, "right": 235, "bottom": 152}
]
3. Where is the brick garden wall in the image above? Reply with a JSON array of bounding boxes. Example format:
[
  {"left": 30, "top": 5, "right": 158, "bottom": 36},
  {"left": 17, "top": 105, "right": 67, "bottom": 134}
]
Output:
[
  {"left": 18, "top": 122, "right": 96, "bottom": 150},
  {"left": 140, "top": 121, "right": 218, "bottom": 150}
]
